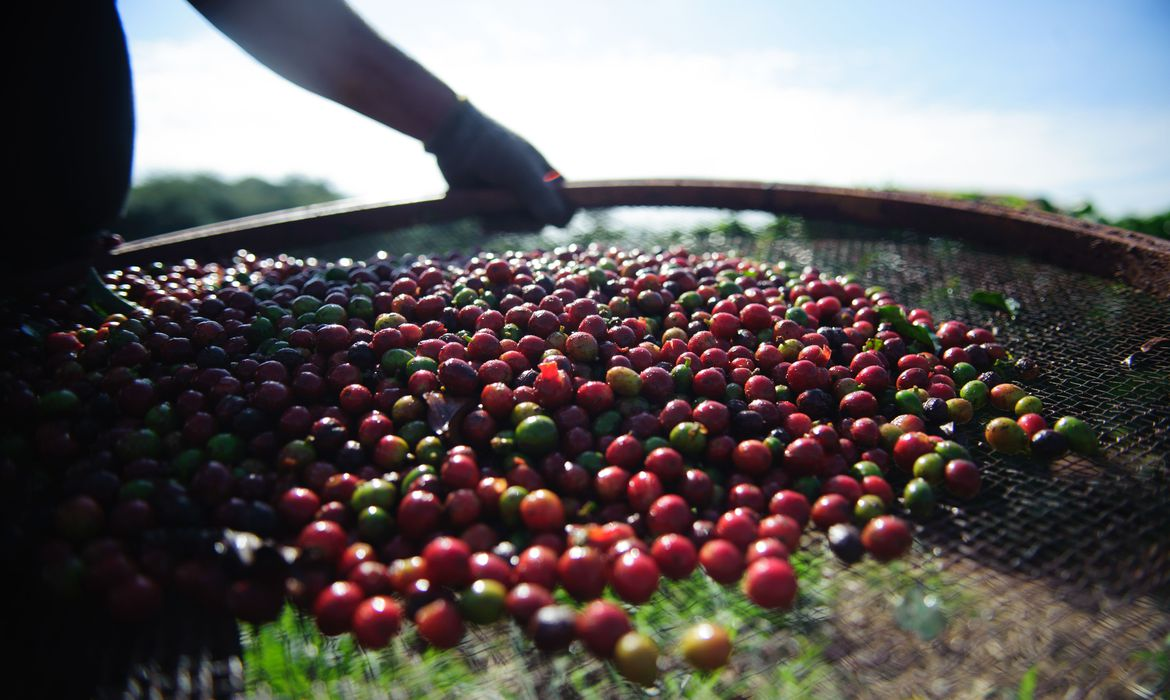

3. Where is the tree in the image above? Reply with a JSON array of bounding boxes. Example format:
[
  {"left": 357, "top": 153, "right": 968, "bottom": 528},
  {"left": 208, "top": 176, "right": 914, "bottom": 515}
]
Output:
[{"left": 116, "top": 173, "right": 342, "bottom": 240}]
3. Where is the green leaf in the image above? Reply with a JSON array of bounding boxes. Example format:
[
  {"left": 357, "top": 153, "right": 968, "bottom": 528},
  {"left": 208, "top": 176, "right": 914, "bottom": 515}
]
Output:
[
  {"left": 863, "top": 336, "right": 884, "bottom": 352},
  {"left": 894, "top": 585, "right": 946, "bottom": 641},
  {"left": 1017, "top": 665, "right": 1038, "bottom": 700},
  {"left": 970, "top": 290, "right": 1021, "bottom": 318},
  {"left": 876, "top": 305, "right": 939, "bottom": 353}
]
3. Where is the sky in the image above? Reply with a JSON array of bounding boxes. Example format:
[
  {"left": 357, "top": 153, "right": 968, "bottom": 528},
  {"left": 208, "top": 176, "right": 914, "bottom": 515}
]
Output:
[{"left": 119, "top": 0, "right": 1170, "bottom": 218}]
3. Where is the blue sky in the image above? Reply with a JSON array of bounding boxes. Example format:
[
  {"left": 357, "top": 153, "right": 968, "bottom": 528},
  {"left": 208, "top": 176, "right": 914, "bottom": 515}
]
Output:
[{"left": 119, "top": 0, "right": 1169, "bottom": 216}]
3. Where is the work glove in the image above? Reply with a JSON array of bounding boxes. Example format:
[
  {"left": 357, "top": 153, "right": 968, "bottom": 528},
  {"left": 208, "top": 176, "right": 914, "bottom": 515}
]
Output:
[{"left": 426, "top": 99, "right": 575, "bottom": 227}]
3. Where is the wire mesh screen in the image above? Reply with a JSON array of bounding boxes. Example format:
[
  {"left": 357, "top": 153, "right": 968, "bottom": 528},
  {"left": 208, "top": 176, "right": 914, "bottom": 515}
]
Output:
[{"left": 81, "top": 207, "right": 1170, "bottom": 697}]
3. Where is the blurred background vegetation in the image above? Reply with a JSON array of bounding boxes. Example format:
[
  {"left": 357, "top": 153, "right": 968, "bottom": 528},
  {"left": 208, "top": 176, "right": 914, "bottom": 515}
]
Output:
[
  {"left": 116, "top": 173, "right": 1169, "bottom": 241},
  {"left": 117, "top": 174, "right": 341, "bottom": 240},
  {"left": 937, "top": 192, "right": 1169, "bottom": 240}
]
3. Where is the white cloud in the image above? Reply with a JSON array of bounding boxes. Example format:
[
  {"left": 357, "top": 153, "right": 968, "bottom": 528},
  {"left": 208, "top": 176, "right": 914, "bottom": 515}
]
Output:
[
  {"left": 127, "top": 28, "right": 1170, "bottom": 217},
  {"left": 130, "top": 34, "right": 445, "bottom": 199}
]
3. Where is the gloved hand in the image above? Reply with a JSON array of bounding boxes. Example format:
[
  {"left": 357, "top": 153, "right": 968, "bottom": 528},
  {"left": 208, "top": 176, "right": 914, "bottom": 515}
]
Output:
[{"left": 426, "top": 99, "right": 575, "bottom": 227}]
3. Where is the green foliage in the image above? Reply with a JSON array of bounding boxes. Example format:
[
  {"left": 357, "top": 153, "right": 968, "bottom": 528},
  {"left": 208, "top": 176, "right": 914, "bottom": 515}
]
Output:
[
  {"left": 118, "top": 173, "right": 341, "bottom": 240},
  {"left": 1058, "top": 201, "right": 1170, "bottom": 239},
  {"left": 1016, "top": 665, "right": 1038, "bottom": 700},
  {"left": 933, "top": 191, "right": 1169, "bottom": 239},
  {"left": 970, "top": 290, "right": 1021, "bottom": 318},
  {"left": 876, "top": 304, "right": 941, "bottom": 353},
  {"left": 1132, "top": 633, "right": 1169, "bottom": 695},
  {"left": 1110, "top": 210, "right": 1170, "bottom": 239}
]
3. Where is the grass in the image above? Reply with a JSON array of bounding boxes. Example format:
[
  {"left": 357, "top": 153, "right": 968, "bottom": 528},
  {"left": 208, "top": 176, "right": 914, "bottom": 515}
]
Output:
[
  {"left": 1132, "top": 634, "right": 1170, "bottom": 697},
  {"left": 242, "top": 549, "right": 837, "bottom": 698},
  {"left": 240, "top": 542, "right": 986, "bottom": 699},
  {"left": 1016, "top": 666, "right": 1038, "bottom": 700}
]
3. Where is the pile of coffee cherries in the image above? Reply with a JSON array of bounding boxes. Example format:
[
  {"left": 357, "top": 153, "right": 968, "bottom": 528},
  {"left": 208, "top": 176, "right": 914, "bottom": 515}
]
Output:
[{"left": 1, "top": 244, "right": 1081, "bottom": 684}]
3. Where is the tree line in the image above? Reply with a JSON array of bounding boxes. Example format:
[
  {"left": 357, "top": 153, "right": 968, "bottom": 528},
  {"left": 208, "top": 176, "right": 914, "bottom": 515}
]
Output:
[{"left": 116, "top": 174, "right": 341, "bottom": 240}]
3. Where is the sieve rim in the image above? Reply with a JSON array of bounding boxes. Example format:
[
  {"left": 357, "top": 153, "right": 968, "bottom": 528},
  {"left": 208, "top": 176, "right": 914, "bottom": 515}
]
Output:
[{"left": 107, "top": 179, "right": 1170, "bottom": 296}]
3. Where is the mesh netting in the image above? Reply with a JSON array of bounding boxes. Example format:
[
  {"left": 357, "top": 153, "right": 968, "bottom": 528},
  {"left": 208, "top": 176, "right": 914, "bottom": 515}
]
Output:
[{"left": 81, "top": 207, "right": 1170, "bottom": 698}]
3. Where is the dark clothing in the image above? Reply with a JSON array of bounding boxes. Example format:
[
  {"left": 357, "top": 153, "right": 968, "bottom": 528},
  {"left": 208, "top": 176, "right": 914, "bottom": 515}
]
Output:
[{"left": 13, "top": 2, "right": 134, "bottom": 259}]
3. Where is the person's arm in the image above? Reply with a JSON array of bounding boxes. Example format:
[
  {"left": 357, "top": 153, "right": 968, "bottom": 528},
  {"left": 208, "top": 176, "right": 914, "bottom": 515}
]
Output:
[
  {"left": 189, "top": 0, "right": 455, "bottom": 140},
  {"left": 188, "top": 0, "right": 573, "bottom": 225}
]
